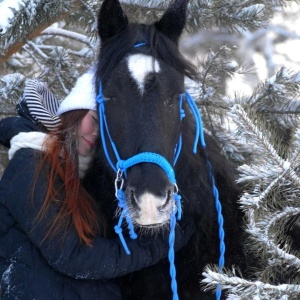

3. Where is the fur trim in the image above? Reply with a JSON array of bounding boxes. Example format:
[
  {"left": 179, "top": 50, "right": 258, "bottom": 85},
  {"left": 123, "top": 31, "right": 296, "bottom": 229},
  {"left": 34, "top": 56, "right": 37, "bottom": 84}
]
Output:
[
  {"left": 9, "top": 132, "right": 91, "bottom": 178},
  {"left": 9, "top": 132, "right": 47, "bottom": 160}
]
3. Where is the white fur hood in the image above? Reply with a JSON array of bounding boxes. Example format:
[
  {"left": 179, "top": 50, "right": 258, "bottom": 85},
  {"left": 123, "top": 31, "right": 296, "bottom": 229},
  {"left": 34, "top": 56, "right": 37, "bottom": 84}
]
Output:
[
  {"left": 9, "top": 131, "right": 47, "bottom": 160},
  {"left": 9, "top": 131, "right": 91, "bottom": 178}
]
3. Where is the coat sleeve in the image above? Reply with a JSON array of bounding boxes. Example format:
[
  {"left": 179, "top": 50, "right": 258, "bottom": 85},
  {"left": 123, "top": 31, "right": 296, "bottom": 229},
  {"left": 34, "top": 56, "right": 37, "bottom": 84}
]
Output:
[
  {"left": 0, "top": 148, "right": 193, "bottom": 280},
  {"left": 0, "top": 116, "right": 42, "bottom": 148}
]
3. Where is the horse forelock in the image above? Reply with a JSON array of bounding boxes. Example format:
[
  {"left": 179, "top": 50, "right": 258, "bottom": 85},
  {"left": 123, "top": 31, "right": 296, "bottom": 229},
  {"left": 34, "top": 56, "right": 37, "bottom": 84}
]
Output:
[{"left": 96, "top": 23, "right": 198, "bottom": 87}]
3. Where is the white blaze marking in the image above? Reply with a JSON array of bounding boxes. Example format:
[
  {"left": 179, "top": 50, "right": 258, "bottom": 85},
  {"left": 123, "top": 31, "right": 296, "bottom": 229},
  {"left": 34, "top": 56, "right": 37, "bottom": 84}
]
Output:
[{"left": 127, "top": 54, "right": 160, "bottom": 93}]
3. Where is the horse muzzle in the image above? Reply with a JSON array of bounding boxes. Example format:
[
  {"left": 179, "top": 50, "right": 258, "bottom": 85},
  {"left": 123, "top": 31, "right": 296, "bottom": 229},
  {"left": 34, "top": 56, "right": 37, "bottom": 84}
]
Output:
[{"left": 126, "top": 185, "right": 175, "bottom": 226}]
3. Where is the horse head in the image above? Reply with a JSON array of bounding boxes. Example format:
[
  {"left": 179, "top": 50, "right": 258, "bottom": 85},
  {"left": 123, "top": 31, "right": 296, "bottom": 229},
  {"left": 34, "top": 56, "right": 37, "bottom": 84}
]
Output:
[{"left": 96, "top": 0, "right": 198, "bottom": 227}]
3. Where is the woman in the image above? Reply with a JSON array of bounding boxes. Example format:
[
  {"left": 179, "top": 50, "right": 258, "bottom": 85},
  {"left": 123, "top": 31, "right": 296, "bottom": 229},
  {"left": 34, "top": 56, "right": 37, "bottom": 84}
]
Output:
[{"left": 0, "top": 72, "right": 194, "bottom": 299}]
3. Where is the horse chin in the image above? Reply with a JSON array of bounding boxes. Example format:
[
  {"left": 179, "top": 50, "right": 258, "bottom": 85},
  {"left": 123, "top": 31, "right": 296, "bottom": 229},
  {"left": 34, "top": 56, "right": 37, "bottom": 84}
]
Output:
[
  {"left": 134, "top": 216, "right": 170, "bottom": 227},
  {"left": 138, "top": 222, "right": 168, "bottom": 229}
]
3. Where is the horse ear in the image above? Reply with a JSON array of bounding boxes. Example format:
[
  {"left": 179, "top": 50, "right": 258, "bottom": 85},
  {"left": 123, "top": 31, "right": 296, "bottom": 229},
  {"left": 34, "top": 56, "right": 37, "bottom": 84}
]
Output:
[
  {"left": 98, "top": 0, "right": 128, "bottom": 42},
  {"left": 155, "top": 0, "right": 189, "bottom": 44}
]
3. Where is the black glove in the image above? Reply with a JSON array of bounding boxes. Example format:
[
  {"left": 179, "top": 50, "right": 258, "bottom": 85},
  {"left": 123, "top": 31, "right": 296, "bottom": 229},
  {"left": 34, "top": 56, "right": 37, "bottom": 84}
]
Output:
[
  {"left": 174, "top": 217, "right": 195, "bottom": 251},
  {"left": 137, "top": 217, "right": 195, "bottom": 264}
]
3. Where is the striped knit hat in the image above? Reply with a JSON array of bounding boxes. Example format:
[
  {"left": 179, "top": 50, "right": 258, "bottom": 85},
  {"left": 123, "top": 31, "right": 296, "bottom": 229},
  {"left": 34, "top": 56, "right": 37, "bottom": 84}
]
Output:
[
  {"left": 56, "top": 72, "right": 96, "bottom": 115},
  {"left": 19, "top": 72, "right": 97, "bottom": 131},
  {"left": 21, "top": 79, "right": 61, "bottom": 131}
]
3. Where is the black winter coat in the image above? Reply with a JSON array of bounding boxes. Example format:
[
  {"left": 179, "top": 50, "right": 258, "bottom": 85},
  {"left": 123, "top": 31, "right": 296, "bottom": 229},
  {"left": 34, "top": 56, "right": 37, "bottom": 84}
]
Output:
[{"left": 0, "top": 117, "right": 193, "bottom": 300}]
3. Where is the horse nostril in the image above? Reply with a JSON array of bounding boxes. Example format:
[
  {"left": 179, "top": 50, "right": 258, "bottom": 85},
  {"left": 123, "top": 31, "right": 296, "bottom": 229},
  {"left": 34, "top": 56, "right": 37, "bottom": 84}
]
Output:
[
  {"left": 129, "top": 188, "right": 139, "bottom": 210},
  {"left": 158, "top": 189, "right": 172, "bottom": 211}
]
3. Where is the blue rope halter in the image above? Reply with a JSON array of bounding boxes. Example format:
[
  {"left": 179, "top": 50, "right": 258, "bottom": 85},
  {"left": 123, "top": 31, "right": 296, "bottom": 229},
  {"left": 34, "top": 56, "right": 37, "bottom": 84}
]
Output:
[{"left": 96, "top": 47, "right": 225, "bottom": 300}]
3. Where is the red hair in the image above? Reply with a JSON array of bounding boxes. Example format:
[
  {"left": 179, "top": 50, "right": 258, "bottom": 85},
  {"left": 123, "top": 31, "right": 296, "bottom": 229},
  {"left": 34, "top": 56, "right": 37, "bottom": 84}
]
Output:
[{"left": 34, "top": 110, "right": 98, "bottom": 246}]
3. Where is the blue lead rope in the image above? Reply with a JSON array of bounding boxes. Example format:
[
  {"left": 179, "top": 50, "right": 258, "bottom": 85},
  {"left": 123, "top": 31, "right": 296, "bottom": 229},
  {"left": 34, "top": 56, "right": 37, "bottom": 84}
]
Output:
[
  {"left": 169, "top": 211, "right": 179, "bottom": 300},
  {"left": 96, "top": 84, "right": 225, "bottom": 300},
  {"left": 184, "top": 90, "right": 225, "bottom": 299}
]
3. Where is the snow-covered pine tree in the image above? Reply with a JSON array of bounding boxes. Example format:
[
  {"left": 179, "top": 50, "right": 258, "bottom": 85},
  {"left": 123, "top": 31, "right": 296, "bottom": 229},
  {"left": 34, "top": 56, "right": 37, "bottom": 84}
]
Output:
[
  {"left": 202, "top": 68, "right": 300, "bottom": 299},
  {"left": 1, "top": 0, "right": 300, "bottom": 298}
]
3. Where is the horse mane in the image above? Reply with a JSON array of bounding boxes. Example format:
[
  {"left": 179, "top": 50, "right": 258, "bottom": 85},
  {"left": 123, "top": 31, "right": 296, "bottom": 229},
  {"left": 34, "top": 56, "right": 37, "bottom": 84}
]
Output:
[
  {"left": 173, "top": 104, "right": 244, "bottom": 266},
  {"left": 96, "top": 23, "right": 199, "bottom": 85}
]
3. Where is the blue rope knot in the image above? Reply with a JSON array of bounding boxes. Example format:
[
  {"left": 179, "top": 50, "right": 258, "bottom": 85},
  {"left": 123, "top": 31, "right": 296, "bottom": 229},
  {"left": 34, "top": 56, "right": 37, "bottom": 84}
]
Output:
[
  {"left": 96, "top": 84, "right": 104, "bottom": 104},
  {"left": 180, "top": 109, "right": 185, "bottom": 120},
  {"left": 116, "top": 160, "right": 125, "bottom": 172},
  {"left": 96, "top": 94, "right": 104, "bottom": 104},
  {"left": 174, "top": 193, "right": 182, "bottom": 220},
  {"left": 114, "top": 222, "right": 131, "bottom": 255},
  {"left": 114, "top": 189, "right": 138, "bottom": 255}
]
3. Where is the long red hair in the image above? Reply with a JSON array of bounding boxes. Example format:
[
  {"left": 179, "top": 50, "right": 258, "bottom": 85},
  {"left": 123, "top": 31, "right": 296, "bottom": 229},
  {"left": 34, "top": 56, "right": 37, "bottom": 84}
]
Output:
[{"left": 34, "top": 109, "right": 98, "bottom": 246}]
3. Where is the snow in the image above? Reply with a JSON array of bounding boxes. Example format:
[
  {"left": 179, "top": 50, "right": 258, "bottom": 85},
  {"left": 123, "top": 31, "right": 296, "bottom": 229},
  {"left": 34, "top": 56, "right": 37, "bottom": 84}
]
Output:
[
  {"left": 282, "top": 161, "right": 291, "bottom": 171},
  {"left": 120, "top": 0, "right": 169, "bottom": 9},
  {"left": 236, "top": 4, "right": 265, "bottom": 18},
  {"left": 0, "top": 0, "right": 26, "bottom": 34},
  {"left": 224, "top": 61, "right": 238, "bottom": 71},
  {"left": 2, "top": 263, "right": 14, "bottom": 295},
  {"left": 268, "top": 74, "right": 277, "bottom": 85}
]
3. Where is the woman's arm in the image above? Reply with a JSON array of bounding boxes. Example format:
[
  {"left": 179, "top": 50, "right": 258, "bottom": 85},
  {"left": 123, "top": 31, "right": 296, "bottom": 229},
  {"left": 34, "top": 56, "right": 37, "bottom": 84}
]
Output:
[{"left": 0, "top": 148, "right": 194, "bottom": 280}]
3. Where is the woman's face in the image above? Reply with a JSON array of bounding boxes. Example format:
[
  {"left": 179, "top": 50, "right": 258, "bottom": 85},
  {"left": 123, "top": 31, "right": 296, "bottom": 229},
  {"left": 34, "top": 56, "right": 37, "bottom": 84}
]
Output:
[{"left": 77, "top": 110, "right": 99, "bottom": 156}]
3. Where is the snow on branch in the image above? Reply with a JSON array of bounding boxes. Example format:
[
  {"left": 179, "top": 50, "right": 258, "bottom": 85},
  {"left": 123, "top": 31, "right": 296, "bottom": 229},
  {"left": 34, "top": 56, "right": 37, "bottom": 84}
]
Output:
[
  {"left": 230, "top": 104, "right": 287, "bottom": 166},
  {"left": 238, "top": 169, "right": 292, "bottom": 209},
  {"left": 120, "top": 0, "right": 168, "bottom": 9},
  {"left": 289, "top": 128, "right": 300, "bottom": 163},
  {"left": 0, "top": 0, "right": 28, "bottom": 35},
  {"left": 248, "top": 67, "right": 300, "bottom": 117},
  {"left": 202, "top": 266, "right": 300, "bottom": 299},
  {"left": 0, "top": 73, "right": 25, "bottom": 112},
  {"left": 187, "top": 0, "right": 273, "bottom": 33},
  {"left": 0, "top": 0, "right": 84, "bottom": 66},
  {"left": 40, "top": 27, "right": 95, "bottom": 50},
  {"left": 237, "top": 163, "right": 286, "bottom": 183},
  {"left": 246, "top": 207, "right": 300, "bottom": 268},
  {"left": 215, "top": 90, "right": 300, "bottom": 298}
]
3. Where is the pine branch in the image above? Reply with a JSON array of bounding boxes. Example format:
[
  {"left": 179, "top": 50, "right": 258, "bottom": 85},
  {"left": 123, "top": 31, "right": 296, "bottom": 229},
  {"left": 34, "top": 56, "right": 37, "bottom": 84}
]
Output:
[
  {"left": 217, "top": 99, "right": 300, "bottom": 297},
  {"left": 288, "top": 129, "right": 300, "bottom": 164},
  {"left": 230, "top": 105, "right": 287, "bottom": 166},
  {"left": 40, "top": 28, "right": 96, "bottom": 50},
  {"left": 0, "top": 73, "right": 25, "bottom": 112},
  {"left": 2, "top": 0, "right": 298, "bottom": 67},
  {"left": 245, "top": 207, "right": 300, "bottom": 266},
  {"left": 202, "top": 266, "right": 300, "bottom": 299},
  {"left": 187, "top": 1, "right": 274, "bottom": 33},
  {"left": 0, "top": 0, "right": 84, "bottom": 66}
]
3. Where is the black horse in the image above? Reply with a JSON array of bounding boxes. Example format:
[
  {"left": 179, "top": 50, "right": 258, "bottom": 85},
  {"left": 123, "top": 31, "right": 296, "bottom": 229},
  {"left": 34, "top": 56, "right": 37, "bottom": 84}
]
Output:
[{"left": 84, "top": 0, "right": 248, "bottom": 299}]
